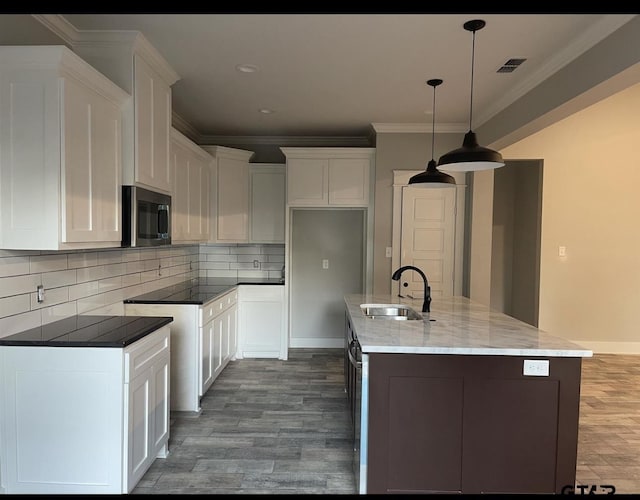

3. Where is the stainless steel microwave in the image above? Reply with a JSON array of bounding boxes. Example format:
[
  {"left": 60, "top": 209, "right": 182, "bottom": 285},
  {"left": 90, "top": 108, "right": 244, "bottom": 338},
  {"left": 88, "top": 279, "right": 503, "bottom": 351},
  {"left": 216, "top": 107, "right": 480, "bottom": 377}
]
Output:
[{"left": 122, "top": 186, "right": 171, "bottom": 247}]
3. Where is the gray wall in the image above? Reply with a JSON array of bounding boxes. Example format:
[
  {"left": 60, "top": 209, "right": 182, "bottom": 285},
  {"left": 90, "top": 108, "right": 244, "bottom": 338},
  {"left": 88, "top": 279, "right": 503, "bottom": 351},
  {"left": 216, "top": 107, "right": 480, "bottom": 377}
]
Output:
[
  {"left": 490, "top": 160, "right": 542, "bottom": 326},
  {"left": 0, "top": 15, "right": 70, "bottom": 46},
  {"left": 372, "top": 132, "right": 464, "bottom": 294}
]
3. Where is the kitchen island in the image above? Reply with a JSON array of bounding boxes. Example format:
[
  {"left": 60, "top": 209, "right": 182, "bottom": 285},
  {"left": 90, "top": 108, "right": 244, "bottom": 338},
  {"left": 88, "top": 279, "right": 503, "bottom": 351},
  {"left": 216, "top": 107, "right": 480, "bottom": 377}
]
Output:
[
  {"left": 344, "top": 294, "right": 592, "bottom": 495},
  {"left": 0, "top": 315, "right": 173, "bottom": 494}
]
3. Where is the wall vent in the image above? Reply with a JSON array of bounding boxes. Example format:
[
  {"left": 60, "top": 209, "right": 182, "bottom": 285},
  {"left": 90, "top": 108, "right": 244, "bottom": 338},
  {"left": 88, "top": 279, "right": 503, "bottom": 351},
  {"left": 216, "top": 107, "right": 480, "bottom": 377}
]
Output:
[{"left": 497, "top": 58, "right": 526, "bottom": 73}]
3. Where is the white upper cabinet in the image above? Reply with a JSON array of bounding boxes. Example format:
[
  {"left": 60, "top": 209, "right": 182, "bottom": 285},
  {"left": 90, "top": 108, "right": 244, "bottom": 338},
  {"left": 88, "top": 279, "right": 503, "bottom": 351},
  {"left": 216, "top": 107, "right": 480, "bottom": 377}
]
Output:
[
  {"left": 73, "top": 32, "right": 179, "bottom": 194},
  {"left": 249, "top": 164, "right": 285, "bottom": 244},
  {"left": 170, "top": 127, "right": 212, "bottom": 243},
  {"left": 202, "top": 146, "right": 254, "bottom": 243},
  {"left": 281, "top": 148, "right": 375, "bottom": 207},
  {"left": 0, "top": 46, "right": 129, "bottom": 250}
]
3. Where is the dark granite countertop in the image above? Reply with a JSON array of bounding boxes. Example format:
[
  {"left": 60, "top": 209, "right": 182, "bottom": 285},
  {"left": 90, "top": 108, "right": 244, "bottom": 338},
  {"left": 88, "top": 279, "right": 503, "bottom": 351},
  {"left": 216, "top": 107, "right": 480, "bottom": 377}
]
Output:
[
  {"left": 123, "top": 277, "right": 284, "bottom": 305},
  {"left": 0, "top": 315, "right": 173, "bottom": 348}
]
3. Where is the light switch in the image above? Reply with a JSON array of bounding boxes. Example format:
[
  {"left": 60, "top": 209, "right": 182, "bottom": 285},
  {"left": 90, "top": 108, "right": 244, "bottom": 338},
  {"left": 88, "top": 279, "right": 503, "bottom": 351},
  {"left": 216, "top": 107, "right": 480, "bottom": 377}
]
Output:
[
  {"left": 385, "top": 247, "right": 392, "bottom": 258},
  {"left": 322, "top": 259, "right": 329, "bottom": 269},
  {"left": 559, "top": 246, "right": 566, "bottom": 257}
]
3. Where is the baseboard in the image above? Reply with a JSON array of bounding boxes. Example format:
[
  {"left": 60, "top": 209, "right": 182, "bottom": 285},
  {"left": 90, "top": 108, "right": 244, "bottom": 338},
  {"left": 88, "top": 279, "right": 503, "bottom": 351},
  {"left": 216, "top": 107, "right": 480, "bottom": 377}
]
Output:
[
  {"left": 571, "top": 340, "right": 640, "bottom": 355},
  {"left": 289, "top": 337, "right": 343, "bottom": 348}
]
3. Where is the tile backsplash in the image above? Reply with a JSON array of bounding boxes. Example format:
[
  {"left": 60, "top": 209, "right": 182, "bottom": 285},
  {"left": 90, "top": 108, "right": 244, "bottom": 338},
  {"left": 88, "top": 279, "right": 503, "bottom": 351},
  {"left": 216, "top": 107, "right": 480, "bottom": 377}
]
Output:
[
  {"left": 199, "top": 244, "right": 285, "bottom": 279},
  {"left": 0, "top": 246, "right": 199, "bottom": 339},
  {"left": 0, "top": 243, "right": 286, "bottom": 339}
]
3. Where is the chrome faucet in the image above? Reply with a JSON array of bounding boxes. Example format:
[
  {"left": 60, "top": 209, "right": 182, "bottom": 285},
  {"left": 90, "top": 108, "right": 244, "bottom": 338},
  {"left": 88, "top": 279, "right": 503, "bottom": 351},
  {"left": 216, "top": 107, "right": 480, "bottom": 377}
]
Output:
[{"left": 391, "top": 265, "right": 431, "bottom": 313}]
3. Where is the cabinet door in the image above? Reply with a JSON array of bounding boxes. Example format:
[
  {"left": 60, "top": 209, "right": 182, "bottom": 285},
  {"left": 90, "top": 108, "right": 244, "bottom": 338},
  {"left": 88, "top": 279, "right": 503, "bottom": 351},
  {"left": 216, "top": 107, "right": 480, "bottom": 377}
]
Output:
[
  {"left": 134, "top": 54, "right": 172, "bottom": 193},
  {"left": 238, "top": 286, "right": 284, "bottom": 358},
  {"left": 328, "top": 158, "right": 370, "bottom": 206},
  {"left": 171, "top": 140, "right": 190, "bottom": 241},
  {"left": 200, "top": 322, "right": 214, "bottom": 396},
  {"left": 213, "top": 314, "right": 224, "bottom": 377},
  {"left": 229, "top": 302, "right": 238, "bottom": 360},
  {"left": 287, "top": 158, "right": 328, "bottom": 205},
  {"left": 127, "top": 369, "right": 153, "bottom": 491},
  {"left": 151, "top": 352, "right": 170, "bottom": 455},
  {"left": 217, "top": 156, "right": 248, "bottom": 241},
  {"left": 189, "top": 153, "right": 210, "bottom": 241},
  {"left": 62, "top": 78, "right": 121, "bottom": 243},
  {"left": 250, "top": 165, "right": 285, "bottom": 243}
]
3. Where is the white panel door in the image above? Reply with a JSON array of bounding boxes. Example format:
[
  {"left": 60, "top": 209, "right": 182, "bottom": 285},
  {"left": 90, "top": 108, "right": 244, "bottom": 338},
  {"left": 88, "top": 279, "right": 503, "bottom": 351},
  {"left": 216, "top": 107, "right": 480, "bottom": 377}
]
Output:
[
  {"left": 400, "top": 187, "right": 456, "bottom": 298},
  {"left": 127, "top": 370, "right": 152, "bottom": 491}
]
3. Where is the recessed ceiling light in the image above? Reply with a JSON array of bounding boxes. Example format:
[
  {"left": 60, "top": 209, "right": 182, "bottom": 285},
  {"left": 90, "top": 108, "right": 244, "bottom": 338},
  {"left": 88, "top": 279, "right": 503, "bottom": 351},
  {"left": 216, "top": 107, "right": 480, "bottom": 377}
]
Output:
[
  {"left": 259, "top": 108, "right": 275, "bottom": 114},
  {"left": 235, "top": 64, "right": 259, "bottom": 73}
]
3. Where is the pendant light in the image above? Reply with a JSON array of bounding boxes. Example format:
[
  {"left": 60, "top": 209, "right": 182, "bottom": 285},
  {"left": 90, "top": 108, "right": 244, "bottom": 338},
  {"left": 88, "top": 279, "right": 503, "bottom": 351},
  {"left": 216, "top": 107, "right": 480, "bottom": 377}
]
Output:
[
  {"left": 437, "top": 19, "right": 505, "bottom": 172},
  {"left": 408, "top": 79, "right": 456, "bottom": 187}
]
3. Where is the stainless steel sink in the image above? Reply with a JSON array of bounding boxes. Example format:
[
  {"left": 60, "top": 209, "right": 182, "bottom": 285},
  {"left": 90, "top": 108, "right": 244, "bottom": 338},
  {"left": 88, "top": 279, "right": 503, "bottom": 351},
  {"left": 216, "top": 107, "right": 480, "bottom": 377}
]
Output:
[{"left": 360, "top": 304, "right": 422, "bottom": 321}]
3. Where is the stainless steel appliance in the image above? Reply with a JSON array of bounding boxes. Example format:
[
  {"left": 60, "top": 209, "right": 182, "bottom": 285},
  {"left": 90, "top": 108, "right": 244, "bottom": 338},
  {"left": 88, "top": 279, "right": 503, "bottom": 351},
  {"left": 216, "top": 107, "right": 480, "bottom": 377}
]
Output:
[
  {"left": 122, "top": 186, "right": 171, "bottom": 247},
  {"left": 346, "top": 323, "right": 366, "bottom": 493}
]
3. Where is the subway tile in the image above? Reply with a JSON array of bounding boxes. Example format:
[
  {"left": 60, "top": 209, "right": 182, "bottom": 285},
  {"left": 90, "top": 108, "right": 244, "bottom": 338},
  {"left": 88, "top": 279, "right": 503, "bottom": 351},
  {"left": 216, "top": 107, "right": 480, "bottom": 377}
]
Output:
[
  {"left": 207, "top": 254, "right": 238, "bottom": 262},
  {"left": 30, "top": 286, "right": 69, "bottom": 310},
  {"left": 268, "top": 271, "right": 284, "bottom": 279},
  {"left": 262, "top": 263, "right": 284, "bottom": 271},
  {"left": 88, "top": 300, "right": 125, "bottom": 316},
  {"left": 140, "top": 270, "right": 159, "bottom": 283},
  {"left": 103, "top": 263, "right": 126, "bottom": 277},
  {"left": 143, "top": 259, "right": 161, "bottom": 271},
  {"left": 122, "top": 273, "right": 142, "bottom": 286},
  {"left": 41, "top": 301, "right": 77, "bottom": 325},
  {"left": 121, "top": 249, "right": 141, "bottom": 262},
  {"left": 97, "top": 249, "right": 123, "bottom": 265},
  {"left": 237, "top": 254, "right": 264, "bottom": 263},
  {"left": 0, "top": 274, "right": 41, "bottom": 299},
  {"left": 139, "top": 248, "right": 157, "bottom": 260},
  {"left": 122, "top": 284, "right": 145, "bottom": 300},
  {"left": 235, "top": 245, "right": 262, "bottom": 254},
  {"left": 238, "top": 270, "right": 270, "bottom": 279},
  {"left": 200, "top": 262, "right": 231, "bottom": 270},
  {"left": 206, "top": 270, "right": 238, "bottom": 279},
  {"left": 98, "top": 276, "right": 123, "bottom": 293},
  {"left": 125, "top": 260, "right": 146, "bottom": 273},
  {"left": 267, "top": 255, "right": 285, "bottom": 263},
  {"left": 76, "top": 294, "right": 106, "bottom": 314},
  {"left": 41, "top": 269, "right": 77, "bottom": 289},
  {"left": 101, "top": 287, "right": 127, "bottom": 305},
  {"left": 156, "top": 248, "right": 172, "bottom": 259},
  {"left": 0, "top": 294, "right": 31, "bottom": 317},
  {"left": 68, "top": 281, "right": 100, "bottom": 301},
  {"left": 0, "top": 256, "right": 31, "bottom": 277},
  {"left": 76, "top": 265, "right": 106, "bottom": 283},
  {"left": 68, "top": 252, "right": 98, "bottom": 269},
  {"left": 200, "top": 245, "right": 233, "bottom": 254},
  {"left": 0, "top": 310, "right": 41, "bottom": 338},
  {"left": 230, "top": 262, "right": 259, "bottom": 270},
  {"left": 262, "top": 245, "right": 286, "bottom": 255},
  {"left": 30, "top": 254, "right": 68, "bottom": 273}
]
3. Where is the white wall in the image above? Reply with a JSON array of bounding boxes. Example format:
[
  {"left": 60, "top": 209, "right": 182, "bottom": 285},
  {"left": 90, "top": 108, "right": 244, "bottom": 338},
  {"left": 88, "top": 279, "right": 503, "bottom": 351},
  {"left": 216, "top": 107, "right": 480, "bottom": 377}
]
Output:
[{"left": 499, "top": 82, "right": 640, "bottom": 353}]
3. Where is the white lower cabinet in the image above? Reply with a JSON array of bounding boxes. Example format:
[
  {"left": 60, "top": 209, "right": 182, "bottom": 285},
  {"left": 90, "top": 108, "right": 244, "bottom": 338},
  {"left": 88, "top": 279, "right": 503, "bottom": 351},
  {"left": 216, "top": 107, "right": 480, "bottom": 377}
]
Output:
[
  {"left": 237, "top": 285, "right": 285, "bottom": 359},
  {"left": 125, "top": 289, "right": 237, "bottom": 413},
  {"left": 0, "top": 325, "right": 170, "bottom": 494}
]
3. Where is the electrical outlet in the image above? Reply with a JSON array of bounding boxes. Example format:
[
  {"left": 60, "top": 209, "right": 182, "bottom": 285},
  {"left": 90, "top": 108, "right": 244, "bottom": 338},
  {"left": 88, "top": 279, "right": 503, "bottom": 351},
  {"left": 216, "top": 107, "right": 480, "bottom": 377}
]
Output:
[
  {"left": 37, "top": 285, "right": 45, "bottom": 303},
  {"left": 523, "top": 359, "right": 549, "bottom": 376},
  {"left": 253, "top": 260, "right": 260, "bottom": 269},
  {"left": 322, "top": 259, "right": 329, "bottom": 269},
  {"left": 385, "top": 247, "right": 392, "bottom": 258}
]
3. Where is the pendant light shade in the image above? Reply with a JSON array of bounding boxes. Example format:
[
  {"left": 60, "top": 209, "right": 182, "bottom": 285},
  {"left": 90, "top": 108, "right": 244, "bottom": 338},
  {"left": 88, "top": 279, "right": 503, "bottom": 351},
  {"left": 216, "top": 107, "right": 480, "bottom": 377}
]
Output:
[
  {"left": 437, "top": 19, "right": 505, "bottom": 172},
  {"left": 409, "top": 79, "right": 455, "bottom": 187}
]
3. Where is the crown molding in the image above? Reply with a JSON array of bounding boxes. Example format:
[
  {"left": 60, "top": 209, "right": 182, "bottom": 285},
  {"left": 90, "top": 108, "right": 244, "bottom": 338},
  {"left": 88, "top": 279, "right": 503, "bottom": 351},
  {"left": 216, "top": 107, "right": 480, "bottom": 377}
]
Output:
[
  {"left": 32, "top": 14, "right": 79, "bottom": 45},
  {"left": 476, "top": 14, "right": 637, "bottom": 126},
  {"left": 200, "top": 145, "right": 255, "bottom": 162},
  {"left": 172, "top": 111, "right": 201, "bottom": 143},
  {"left": 280, "top": 147, "right": 375, "bottom": 159},
  {"left": 199, "top": 135, "right": 372, "bottom": 147},
  {"left": 371, "top": 123, "right": 467, "bottom": 134}
]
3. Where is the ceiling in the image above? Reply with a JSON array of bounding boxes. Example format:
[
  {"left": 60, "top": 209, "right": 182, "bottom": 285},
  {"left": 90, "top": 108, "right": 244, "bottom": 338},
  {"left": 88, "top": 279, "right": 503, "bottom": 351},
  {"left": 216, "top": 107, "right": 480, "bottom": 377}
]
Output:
[{"left": 6, "top": 13, "right": 637, "bottom": 139}]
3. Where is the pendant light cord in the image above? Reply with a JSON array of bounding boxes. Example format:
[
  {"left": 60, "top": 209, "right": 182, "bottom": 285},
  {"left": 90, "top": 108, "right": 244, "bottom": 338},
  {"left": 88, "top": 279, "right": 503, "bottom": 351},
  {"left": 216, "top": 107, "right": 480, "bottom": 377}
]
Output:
[
  {"left": 469, "top": 29, "right": 476, "bottom": 131},
  {"left": 431, "top": 84, "right": 436, "bottom": 161}
]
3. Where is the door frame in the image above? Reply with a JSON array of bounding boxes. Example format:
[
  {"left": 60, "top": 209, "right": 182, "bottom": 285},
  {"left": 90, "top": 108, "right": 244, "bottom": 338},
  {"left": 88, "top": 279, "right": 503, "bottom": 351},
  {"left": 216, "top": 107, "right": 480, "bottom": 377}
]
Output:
[{"left": 391, "top": 170, "right": 467, "bottom": 296}]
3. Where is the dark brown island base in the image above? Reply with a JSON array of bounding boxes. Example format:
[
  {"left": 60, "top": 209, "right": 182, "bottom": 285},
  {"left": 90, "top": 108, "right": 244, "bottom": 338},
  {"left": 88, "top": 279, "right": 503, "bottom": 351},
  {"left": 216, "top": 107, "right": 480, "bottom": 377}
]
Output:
[{"left": 344, "top": 294, "right": 592, "bottom": 495}]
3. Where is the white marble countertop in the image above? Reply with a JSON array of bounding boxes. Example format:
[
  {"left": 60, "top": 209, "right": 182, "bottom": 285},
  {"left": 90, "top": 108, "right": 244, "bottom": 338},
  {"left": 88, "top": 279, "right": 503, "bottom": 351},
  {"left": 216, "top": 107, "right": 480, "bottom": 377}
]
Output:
[{"left": 345, "top": 294, "right": 593, "bottom": 357}]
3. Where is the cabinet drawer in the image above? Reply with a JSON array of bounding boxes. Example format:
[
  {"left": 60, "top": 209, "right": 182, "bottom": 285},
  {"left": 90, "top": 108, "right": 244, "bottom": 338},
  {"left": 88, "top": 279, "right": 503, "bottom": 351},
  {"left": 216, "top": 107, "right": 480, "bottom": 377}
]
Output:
[
  {"left": 124, "top": 326, "right": 170, "bottom": 383},
  {"left": 200, "top": 289, "right": 237, "bottom": 326},
  {"left": 239, "top": 285, "right": 283, "bottom": 301}
]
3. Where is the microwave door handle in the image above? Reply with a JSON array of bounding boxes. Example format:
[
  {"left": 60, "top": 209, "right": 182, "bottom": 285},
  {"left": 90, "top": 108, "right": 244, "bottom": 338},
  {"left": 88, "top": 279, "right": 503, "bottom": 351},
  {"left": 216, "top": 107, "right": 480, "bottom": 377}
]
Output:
[{"left": 157, "top": 204, "right": 169, "bottom": 237}]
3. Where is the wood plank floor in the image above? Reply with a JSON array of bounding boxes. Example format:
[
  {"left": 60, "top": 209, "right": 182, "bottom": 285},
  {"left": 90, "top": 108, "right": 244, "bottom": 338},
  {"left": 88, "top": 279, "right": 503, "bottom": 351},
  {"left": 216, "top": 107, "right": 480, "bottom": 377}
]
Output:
[{"left": 132, "top": 350, "right": 640, "bottom": 495}]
